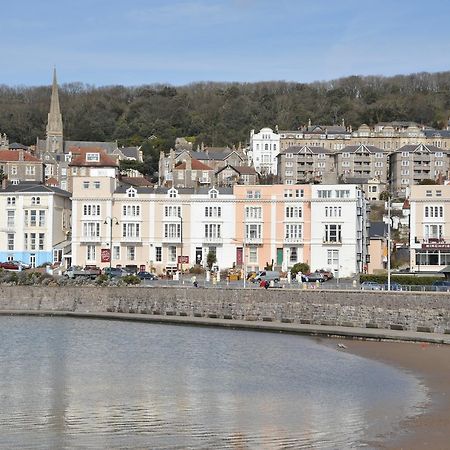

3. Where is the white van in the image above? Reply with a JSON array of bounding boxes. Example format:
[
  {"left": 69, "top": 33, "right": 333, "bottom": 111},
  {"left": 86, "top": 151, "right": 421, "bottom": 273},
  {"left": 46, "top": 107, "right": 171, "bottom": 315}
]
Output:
[{"left": 253, "top": 270, "right": 280, "bottom": 283}]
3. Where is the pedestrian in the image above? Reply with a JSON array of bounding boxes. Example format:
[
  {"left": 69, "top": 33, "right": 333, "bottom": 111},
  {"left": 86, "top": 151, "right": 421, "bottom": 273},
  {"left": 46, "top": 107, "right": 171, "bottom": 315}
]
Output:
[{"left": 191, "top": 275, "right": 198, "bottom": 287}]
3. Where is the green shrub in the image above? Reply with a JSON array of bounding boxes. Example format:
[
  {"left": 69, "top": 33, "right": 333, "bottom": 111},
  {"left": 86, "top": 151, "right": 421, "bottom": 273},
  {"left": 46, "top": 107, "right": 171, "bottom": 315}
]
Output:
[
  {"left": 359, "top": 274, "right": 441, "bottom": 285},
  {"left": 122, "top": 274, "right": 141, "bottom": 285},
  {"left": 290, "top": 263, "right": 310, "bottom": 277},
  {"left": 95, "top": 274, "right": 109, "bottom": 285},
  {"left": 189, "top": 265, "right": 205, "bottom": 275}
]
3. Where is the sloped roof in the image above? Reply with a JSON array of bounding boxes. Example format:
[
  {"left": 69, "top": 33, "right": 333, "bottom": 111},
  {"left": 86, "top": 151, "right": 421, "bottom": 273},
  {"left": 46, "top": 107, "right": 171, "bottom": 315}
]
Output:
[
  {"left": 396, "top": 143, "right": 446, "bottom": 153},
  {"left": 216, "top": 164, "right": 257, "bottom": 176},
  {"left": 0, "top": 181, "right": 70, "bottom": 196},
  {"left": 64, "top": 140, "right": 117, "bottom": 153},
  {"left": 45, "top": 177, "right": 59, "bottom": 186},
  {"left": 69, "top": 147, "right": 118, "bottom": 167},
  {"left": 119, "top": 147, "right": 141, "bottom": 159},
  {"left": 174, "top": 159, "right": 214, "bottom": 170},
  {"left": 120, "top": 176, "right": 153, "bottom": 187},
  {"left": 8, "top": 143, "right": 29, "bottom": 150},
  {"left": 369, "top": 222, "right": 387, "bottom": 238},
  {"left": 278, "top": 145, "right": 332, "bottom": 155},
  {"left": 0, "top": 150, "right": 41, "bottom": 162},
  {"left": 339, "top": 145, "right": 384, "bottom": 153}
]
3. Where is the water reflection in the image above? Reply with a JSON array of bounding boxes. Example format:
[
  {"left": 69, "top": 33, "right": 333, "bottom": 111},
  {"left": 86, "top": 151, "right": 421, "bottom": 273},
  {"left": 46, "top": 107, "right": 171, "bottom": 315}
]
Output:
[{"left": 0, "top": 317, "right": 427, "bottom": 449}]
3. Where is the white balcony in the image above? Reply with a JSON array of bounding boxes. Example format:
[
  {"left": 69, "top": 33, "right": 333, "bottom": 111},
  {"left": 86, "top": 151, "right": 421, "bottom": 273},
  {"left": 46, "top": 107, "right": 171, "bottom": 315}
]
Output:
[
  {"left": 284, "top": 237, "right": 303, "bottom": 244},
  {"left": 203, "top": 236, "right": 223, "bottom": 245},
  {"left": 121, "top": 236, "right": 142, "bottom": 243},
  {"left": 245, "top": 237, "right": 263, "bottom": 245},
  {"left": 323, "top": 239, "right": 342, "bottom": 245},
  {"left": 80, "top": 235, "right": 102, "bottom": 243},
  {"left": 162, "top": 236, "right": 182, "bottom": 244}
]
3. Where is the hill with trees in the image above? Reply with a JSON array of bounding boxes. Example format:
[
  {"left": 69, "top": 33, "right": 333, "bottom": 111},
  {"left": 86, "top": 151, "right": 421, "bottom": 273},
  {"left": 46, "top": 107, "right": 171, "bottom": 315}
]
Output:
[{"left": 1, "top": 71, "right": 449, "bottom": 153}]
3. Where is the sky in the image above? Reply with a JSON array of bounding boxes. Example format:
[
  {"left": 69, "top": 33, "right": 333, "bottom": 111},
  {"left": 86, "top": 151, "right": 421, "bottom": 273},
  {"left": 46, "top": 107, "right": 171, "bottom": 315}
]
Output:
[{"left": 2, "top": 0, "right": 450, "bottom": 87}]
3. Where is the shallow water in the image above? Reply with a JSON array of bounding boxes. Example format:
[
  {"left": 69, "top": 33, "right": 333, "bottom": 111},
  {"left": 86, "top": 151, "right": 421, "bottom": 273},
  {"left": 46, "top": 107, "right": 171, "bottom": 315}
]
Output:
[{"left": 0, "top": 317, "right": 427, "bottom": 449}]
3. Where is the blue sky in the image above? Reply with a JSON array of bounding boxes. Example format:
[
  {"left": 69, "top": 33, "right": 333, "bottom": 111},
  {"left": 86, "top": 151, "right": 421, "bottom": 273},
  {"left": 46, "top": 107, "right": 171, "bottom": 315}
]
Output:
[{"left": 2, "top": 0, "right": 450, "bottom": 87}]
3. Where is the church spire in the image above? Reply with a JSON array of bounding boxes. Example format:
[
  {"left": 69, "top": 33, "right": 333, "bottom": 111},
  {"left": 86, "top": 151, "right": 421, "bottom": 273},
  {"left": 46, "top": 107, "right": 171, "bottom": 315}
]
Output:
[{"left": 46, "top": 68, "right": 63, "bottom": 153}]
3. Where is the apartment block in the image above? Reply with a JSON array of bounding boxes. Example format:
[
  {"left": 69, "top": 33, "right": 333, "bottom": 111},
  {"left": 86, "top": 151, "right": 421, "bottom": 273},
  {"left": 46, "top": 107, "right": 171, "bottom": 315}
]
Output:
[
  {"left": 276, "top": 146, "right": 336, "bottom": 184},
  {"left": 390, "top": 144, "right": 449, "bottom": 197}
]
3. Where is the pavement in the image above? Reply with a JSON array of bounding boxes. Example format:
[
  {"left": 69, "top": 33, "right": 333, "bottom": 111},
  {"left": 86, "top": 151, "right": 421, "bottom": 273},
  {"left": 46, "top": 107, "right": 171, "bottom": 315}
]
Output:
[{"left": 2, "top": 310, "right": 449, "bottom": 345}]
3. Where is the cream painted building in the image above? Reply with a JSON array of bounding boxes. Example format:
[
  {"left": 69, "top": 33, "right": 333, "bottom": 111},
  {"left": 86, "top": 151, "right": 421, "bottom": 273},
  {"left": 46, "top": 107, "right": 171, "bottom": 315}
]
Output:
[{"left": 409, "top": 184, "right": 450, "bottom": 273}]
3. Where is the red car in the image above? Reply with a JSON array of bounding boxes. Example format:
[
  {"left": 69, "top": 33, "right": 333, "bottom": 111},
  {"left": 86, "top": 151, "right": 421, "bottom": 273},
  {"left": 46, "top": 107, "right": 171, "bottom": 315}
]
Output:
[{"left": 0, "top": 261, "right": 21, "bottom": 270}]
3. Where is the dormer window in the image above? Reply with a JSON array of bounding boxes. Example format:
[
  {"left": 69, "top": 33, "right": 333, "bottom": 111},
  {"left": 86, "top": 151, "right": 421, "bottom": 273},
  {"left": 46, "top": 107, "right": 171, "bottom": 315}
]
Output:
[
  {"left": 209, "top": 188, "right": 218, "bottom": 199},
  {"left": 168, "top": 188, "right": 178, "bottom": 198},
  {"left": 86, "top": 152, "right": 100, "bottom": 162},
  {"left": 126, "top": 187, "right": 137, "bottom": 198}
]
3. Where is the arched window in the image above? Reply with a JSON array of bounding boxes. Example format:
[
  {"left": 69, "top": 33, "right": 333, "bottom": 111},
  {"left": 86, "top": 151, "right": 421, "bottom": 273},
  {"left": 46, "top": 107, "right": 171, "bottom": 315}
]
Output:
[{"left": 126, "top": 187, "right": 137, "bottom": 198}]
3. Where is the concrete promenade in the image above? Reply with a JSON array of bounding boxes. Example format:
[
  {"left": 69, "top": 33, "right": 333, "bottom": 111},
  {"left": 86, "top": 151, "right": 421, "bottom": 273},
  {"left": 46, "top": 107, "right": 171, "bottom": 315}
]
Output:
[{"left": 2, "top": 309, "right": 449, "bottom": 345}]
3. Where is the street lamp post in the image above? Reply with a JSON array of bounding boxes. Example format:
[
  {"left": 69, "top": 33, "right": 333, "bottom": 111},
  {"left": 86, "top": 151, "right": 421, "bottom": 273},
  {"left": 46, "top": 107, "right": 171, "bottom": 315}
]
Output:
[
  {"left": 104, "top": 216, "right": 119, "bottom": 277},
  {"left": 178, "top": 213, "right": 183, "bottom": 284},
  {"left": 243, "top": 239, "right": 246, "bottom": 289},
  {"left": 387, "top": 197, "right": 391, "bottom": 291}
]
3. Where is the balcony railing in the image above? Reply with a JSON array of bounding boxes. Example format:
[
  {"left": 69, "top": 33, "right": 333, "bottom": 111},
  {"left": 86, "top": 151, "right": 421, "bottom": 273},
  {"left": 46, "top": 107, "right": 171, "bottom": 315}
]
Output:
[
  {"left": 323, "top": 239, "right": 342, "bottom": 245},
  {"left": 202, "top": 236, "right": 223, "bottom": 245},
  {"left": 162, "top": 236, "right": 182, "bottom": 244},
  {"left": 121, "top": 236, "right": 142, "bottom": 243},
  {"left": 80, "top": 235, "right": 102, "bottom": 243},
  {"left": 284, "top": 237, "right": 303, "bottom": 244},
  {"left": 245, "top": 237, "right": 263, "bottom": 245}
]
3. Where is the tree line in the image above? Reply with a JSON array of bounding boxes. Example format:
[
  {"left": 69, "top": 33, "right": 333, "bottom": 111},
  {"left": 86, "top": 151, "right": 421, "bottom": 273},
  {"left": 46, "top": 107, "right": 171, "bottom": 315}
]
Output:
[{"left": 1, "top": 71, "right": 449, "bottom": 165}]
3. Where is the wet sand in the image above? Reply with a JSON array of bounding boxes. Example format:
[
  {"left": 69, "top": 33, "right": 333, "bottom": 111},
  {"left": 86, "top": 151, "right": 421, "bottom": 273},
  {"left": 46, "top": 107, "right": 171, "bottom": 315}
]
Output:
[{"left": 341, "top": 339, "right": 450, "bottom": 450}]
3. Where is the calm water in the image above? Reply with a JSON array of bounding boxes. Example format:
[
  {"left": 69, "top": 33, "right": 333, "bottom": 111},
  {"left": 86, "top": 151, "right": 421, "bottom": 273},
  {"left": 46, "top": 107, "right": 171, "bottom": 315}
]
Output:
[{"left": 0, "top": 317, "right": 427, "bottom": 449}]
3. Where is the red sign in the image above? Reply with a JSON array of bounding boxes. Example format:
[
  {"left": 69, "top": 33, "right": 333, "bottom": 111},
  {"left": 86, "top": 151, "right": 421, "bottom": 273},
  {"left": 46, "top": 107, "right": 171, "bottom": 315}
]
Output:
[
  {"left": 101, "top": 248, "right": 111, "bottom": 263},
  {"left": 177, "top": 256, "right": 189, "bottom": 264}
]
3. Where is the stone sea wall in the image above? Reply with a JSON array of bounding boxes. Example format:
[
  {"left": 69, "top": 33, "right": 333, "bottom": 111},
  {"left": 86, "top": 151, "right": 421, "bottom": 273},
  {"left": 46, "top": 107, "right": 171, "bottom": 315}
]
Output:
[{"left": 1, "top": 286, "right": 450, "bottom": 334}]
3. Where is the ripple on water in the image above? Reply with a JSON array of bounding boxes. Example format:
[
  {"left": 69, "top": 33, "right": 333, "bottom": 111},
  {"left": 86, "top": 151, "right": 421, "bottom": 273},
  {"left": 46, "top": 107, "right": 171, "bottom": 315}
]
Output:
[{"left": 0, "top": 316, "right": 428, "bottom": 449}]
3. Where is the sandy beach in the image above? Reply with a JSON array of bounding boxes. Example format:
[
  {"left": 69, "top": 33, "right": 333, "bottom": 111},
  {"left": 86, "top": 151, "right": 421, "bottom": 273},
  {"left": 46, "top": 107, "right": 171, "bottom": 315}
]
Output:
[{"left": 340, "top": 338, "right": 450, "bottom": 449}]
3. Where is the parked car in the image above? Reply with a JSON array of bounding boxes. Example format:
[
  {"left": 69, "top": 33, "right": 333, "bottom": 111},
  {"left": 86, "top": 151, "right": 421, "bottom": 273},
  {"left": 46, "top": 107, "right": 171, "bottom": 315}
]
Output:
[
  {"left": 10, "top": 260, "right": 31, "bottom": 269},
  {"left": 64, "top": 265, "right": 101, "bottom": 279},
  {"left": 360, "top": 281, "right": 382, "bottom": 290},
  {"left": 102, "top": 267, "right": 127, "bottom": 278},
  {"left": 306, "top": 271, "right": 326, "bottom": 282},
  {"left": 252, "top": 270, "right": 280, "bottom": 283},
  {"left": 318, "top": 269, "right": 334, "bottom": 280},
  {"left": 0, "top": 261, "right": 21, "bottom": 271},
  {"left": 432, "top": 280, "right": 450, "bottom": 292},
  {"left": 383, "top": 282, "right": 402, "bottom": 291},
  {"left": 294, "top": 273, "right": 309, "bottom": 282},
  {"left": 137, "top": 271, "right": 158, "bottom": 280}
]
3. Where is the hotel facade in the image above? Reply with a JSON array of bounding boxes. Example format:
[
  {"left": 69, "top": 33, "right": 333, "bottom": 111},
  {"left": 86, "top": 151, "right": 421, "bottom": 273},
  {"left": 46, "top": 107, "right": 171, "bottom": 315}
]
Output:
[
  {"left": 71, "top": 151, "right": 369, "bottom": 277},
  {"left": 409, "top": 184, "right": 450, "bottom": 272}
]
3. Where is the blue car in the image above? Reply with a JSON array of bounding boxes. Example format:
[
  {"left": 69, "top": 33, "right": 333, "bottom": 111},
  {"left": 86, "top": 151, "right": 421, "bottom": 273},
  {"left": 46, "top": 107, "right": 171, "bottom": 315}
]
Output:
[
  {"left": 432, "top": 281, "right": 450, "bottom": 292},
  {"left": 360, "top": 281, "right": 382, "bottom": 290},
  {"left": 383, "top": 282, "right": 402, "bottom": 291}
]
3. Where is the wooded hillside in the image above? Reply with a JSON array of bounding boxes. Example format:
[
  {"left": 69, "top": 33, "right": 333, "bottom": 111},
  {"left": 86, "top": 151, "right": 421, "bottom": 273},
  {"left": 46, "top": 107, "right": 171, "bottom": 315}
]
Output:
[{"left": 1, "top": 71, "right": 449, "bottom": 151}]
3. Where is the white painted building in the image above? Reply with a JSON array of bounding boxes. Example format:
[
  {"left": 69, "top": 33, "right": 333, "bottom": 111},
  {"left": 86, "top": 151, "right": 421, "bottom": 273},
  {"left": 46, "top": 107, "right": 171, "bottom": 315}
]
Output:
[
  {"left": 0, "top": 182, "right": 71, "bottom": 268},
  {"left": 249, "top": 127, "right": 280, "bottom": 175},
  {"left": 310, "top": 184, "right": 369, "bottom": 278}
]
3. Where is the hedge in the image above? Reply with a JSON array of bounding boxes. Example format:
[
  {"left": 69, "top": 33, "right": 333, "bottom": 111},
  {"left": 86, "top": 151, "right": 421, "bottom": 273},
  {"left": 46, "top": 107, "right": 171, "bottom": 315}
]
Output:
[{"left": 360, "top": 274, "right": 442, "bottom": 285}]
